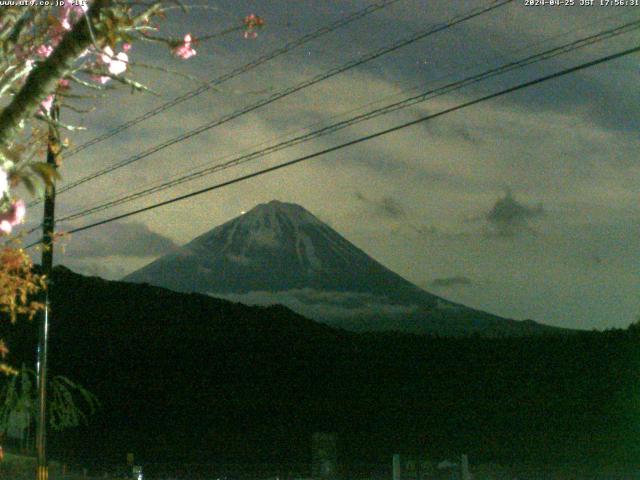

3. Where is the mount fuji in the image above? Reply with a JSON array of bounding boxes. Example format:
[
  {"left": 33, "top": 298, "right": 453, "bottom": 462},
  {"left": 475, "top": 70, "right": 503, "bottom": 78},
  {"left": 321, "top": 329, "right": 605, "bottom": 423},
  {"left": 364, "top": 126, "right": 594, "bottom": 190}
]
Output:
[{"left": 124, "top": 200, "right": 563, "bottom": 336}]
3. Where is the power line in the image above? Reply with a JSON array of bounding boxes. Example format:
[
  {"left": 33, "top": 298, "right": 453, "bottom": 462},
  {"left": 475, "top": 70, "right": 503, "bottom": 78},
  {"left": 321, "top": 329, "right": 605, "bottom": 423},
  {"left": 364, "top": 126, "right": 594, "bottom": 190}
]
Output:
[
  {"left": 55, "top": 18, "right": 640, "bottom": 224},
  {"left": 62, "top": 0, "right": 404, "bottom": 160},
  {"left": 22, "top": 14, "right": 639, "bottom": 239},
  {"left": 50, "top": 0, "right": 515, "bottom": 199},
  {"left": 26, "top": 0, "right": 404, "bottom": 211},
  {"left": 25, "top": 44, "right": 638, "bottom": 248},
  {"left": 58, "top": 8, "right": 638, "bottom": 222}
]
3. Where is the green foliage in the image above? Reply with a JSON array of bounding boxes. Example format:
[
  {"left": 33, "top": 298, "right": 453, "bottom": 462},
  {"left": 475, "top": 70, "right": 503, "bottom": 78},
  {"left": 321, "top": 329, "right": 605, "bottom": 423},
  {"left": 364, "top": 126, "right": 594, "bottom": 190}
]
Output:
[
  {"left": 48, "top": 373, "right": 99, "bottom": 431},
  {"left": 628, "top": 316, "right": 640, "bottom": 333},
  {"left": 0, "top": 364, "right": 99, "bottom": 439}
]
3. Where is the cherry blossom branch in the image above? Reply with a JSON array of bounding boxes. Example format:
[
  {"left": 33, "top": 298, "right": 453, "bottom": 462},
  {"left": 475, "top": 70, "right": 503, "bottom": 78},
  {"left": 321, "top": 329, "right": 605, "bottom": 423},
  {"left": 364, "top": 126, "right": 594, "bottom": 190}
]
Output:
[
  {"left": 0, "top": 0, "right": 163, "bottom": 149},
  {"left": 0, "top": 0, "right": 112, "bottom": 149},
  {"left": 111, "top": 75, "right": 159, "bottom": 95},
  {"left": 0, "top": 9, "right": 33, "bottom": 46},
  {"left": 58, "top": 103, "right": 97, "bottom": 115},
  {"left": 0, "top": 63, "right": 33, "bottom": 98},
  {"left": 70, "top": 74, "right": 110, "bottom": 91},
  {"left": 34, "top": 114, "right": 87, "bottom": 133}
]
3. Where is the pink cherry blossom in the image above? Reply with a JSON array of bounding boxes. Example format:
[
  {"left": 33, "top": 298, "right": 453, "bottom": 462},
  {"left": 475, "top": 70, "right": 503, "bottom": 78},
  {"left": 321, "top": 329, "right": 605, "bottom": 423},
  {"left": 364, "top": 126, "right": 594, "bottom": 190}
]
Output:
[
  {"left": 60, "top": 15, "right": 72, "bottom": 31},
  {"left": 243, "top": 14, "right": 264, "bottom": 39},
  {"left": 108, "top": 52, "right": 128, "bottom": 75},
  {"left": 91, "top": 75, "right": 111, "bottom": 85},
  {"left": 59, "top": 2, "right": 88, "bottom": 31},
  {"left": 13, "top": 200, "right": 25, "bottom": 223},
  {"left": 100, "top": 46, "right": 128, "bottom": 76},
  {"left": 0, "top": 200, "right": 26, "bottom": 234},
  {"left": 172, "top": 34, "right": 196, "bottom": 59},
  {"left": 40, "top": 95, "right": 54, "bottom": 114},
  {"left": 99, "top": 46, "right": 114, "bottom": 64},
  {"left": 243, "top": 14, "right": 264, "bottom": 28},
  {"left": 35, "top": 44, "right": 53, "bottom": 59}
]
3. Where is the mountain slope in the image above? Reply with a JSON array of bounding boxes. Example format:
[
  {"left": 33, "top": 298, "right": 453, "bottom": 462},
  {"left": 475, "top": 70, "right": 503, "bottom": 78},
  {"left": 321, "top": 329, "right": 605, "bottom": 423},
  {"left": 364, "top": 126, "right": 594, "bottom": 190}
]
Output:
[
  {"left": 125, "top": 201, "right": 427, "bottom": 299},
  {"left": 124, "top": 200, "right": 564, "bottom": 336}
]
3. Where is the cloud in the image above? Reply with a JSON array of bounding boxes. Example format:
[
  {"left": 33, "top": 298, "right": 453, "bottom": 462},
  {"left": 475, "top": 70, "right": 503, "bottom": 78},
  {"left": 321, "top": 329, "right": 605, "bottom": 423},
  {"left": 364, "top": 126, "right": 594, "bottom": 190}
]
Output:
[
  {"left": 354, "top": 191, "right": 406, "bottom": 219},
  {"left": 58, "top": 221, "right": 179, "bottom": 258},
  {"left": 485, "top": 190, "right": 544, "bottom": 237},
  {"left": 429, "top": 276, "right": 473, "bottom": 288},
  {"left": 38, "top": 2, "right": 637, "bottom": 331},
  {"left": 209, "top": 288, "right": 420, "bottom": 320},
  {"left": 73, "top": 262, "right": 127, "bottom": 280}
]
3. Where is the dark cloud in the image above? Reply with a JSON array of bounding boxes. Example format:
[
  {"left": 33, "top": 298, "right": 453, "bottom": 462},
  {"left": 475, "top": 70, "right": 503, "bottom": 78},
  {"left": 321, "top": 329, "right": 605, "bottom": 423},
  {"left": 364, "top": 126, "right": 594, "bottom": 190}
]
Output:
[
  {"left": 429, "top": 276, "right": 473, "bottom": 288},
  {"left": 426, "top": 17, "right": 640, "bottom": 135},
  {"left": 493, "top": 65, "right": 640, "bottom": 135},
  {"left": 421, "top": 118, "right": 483, "bottom": 145},
  {"left": 59, "top": 222, "right": 179, "bottom": 258},
  {"left": 485, "top": 190, "right": 544, "bottom": 237},
  {"left": 354, "top": 191, "right": 406, "bottom": 219}
]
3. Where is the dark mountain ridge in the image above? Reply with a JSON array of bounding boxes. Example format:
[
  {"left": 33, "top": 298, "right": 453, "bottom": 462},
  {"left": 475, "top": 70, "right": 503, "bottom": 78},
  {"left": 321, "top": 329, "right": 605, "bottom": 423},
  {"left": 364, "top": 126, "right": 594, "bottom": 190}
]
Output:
[{"left": 1, "top": 267, "right": 638, "bottom": 472}]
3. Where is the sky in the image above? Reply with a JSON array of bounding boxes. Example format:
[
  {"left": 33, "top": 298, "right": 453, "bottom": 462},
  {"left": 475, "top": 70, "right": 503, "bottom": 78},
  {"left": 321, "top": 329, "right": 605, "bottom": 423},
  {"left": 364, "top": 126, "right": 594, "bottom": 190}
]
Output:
[{"left": 21, "top": 0, "right": 640, "bottom": 330}]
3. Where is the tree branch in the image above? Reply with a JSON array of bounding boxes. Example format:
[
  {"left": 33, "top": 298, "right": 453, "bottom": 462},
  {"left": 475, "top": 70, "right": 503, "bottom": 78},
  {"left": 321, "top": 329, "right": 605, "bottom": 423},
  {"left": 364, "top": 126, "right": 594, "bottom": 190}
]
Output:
[{"left": 0, "top": 0, "right": 112, "bottom": 149}]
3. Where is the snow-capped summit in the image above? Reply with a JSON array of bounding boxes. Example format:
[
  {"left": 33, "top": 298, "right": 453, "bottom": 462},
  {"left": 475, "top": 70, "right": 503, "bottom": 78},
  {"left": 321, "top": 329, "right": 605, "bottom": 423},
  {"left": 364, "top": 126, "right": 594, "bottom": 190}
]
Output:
[
  {"left": 126, "top": 199, "right": 424, "bottom": 297},
  {"left": 195, "top": 200, "right": 326, "bottom": 266},
  {"left": 245, "top": 200, "right": 324, "bottom": 227},
  {"left": 124, "top": 201, "right": 560, "bottom": 336}
]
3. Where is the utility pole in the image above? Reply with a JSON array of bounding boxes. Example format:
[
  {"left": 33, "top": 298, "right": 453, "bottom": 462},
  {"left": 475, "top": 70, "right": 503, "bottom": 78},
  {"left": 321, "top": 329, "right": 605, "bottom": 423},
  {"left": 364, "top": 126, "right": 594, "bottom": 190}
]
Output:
[{"left": 36, "top": 103, "right": 59, "bottom": 480}]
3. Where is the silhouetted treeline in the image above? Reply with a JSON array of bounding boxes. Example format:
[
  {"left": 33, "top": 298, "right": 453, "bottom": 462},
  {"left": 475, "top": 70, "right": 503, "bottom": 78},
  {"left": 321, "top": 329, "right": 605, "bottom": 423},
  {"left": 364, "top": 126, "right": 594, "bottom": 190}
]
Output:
[{"left": 2, "top": 266, "right": 638, "bottom": 471}]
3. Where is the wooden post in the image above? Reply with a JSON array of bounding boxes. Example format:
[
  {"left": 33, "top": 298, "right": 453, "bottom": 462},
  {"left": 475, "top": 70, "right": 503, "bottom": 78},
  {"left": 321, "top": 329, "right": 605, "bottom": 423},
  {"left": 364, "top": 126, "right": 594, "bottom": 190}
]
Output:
[{"left": 35, "top": 103, "right": 59, "bottom": 480}]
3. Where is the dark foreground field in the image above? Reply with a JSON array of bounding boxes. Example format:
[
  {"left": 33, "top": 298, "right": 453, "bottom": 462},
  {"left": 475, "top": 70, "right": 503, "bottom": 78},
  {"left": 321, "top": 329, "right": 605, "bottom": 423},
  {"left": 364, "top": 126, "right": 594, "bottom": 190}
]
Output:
[
  {"left": 3, "top": 452, "right": 640, "bottom": 480},
  {"left": 2, "top": 268, "right": 639, "bottom": 477}
]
